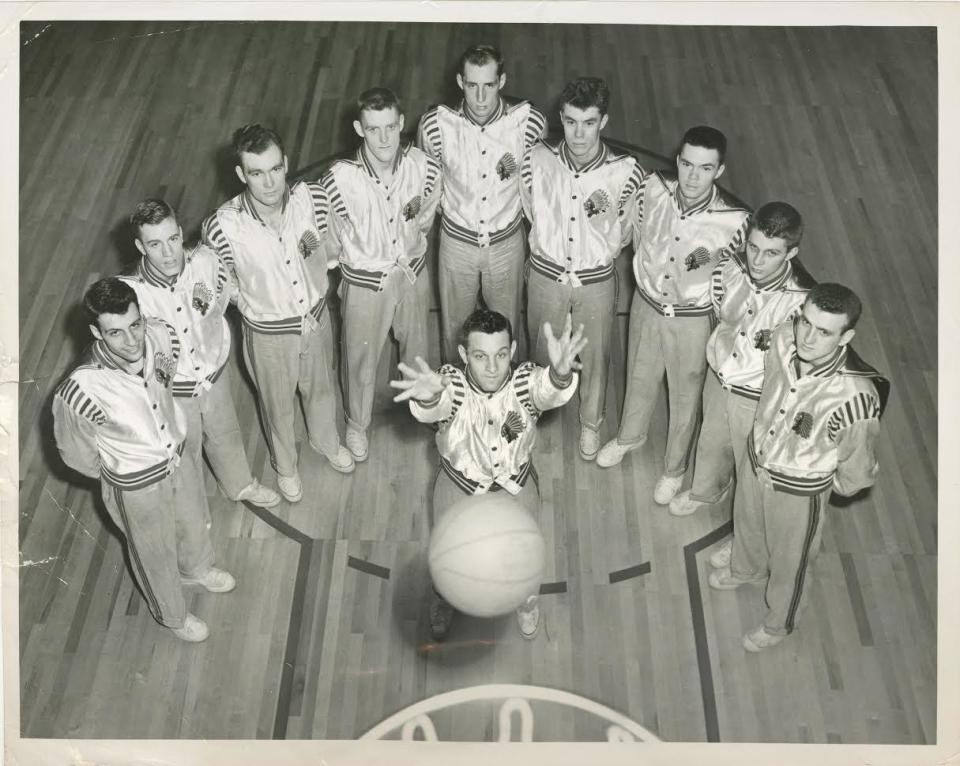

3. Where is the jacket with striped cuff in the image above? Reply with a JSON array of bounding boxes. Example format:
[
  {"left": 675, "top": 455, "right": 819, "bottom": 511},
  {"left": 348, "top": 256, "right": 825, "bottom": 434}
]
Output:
[
  {"left": 201, "top": 181, "right": 331, "bottom": 335},
  {"left": 52, "top": 317, "right": 188, "bottom": 490},
  {"left": 706, "top": 254, "right": 816, "bottom": 400},
  {"left": 520, "top": 139, "right": 644, "bottom": 285},
  {"left": 319, "top": 144, "right": 441, "bottom": 289},
  {"left": 417, "top": 97, "right": 546, "bottom": 247},
  {"left": 749, "top": 320, "right": 889, "bottom": 496},
  {"left": 632, "top": 171, "right": 750, "bottom": 317},
  {"left": 409, "top": 362, "right": 578, "bottom": 495},
  {"left": 118, "top": 244, "right": 234, "bottom": 398}
]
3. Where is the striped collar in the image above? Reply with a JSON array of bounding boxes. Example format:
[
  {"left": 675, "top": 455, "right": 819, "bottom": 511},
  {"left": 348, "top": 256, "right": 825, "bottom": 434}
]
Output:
[
  {"left": 464, "top": 364, "right": 512, "bottom": 396},
  {"left": 673, "top": 183, "right": 718, "bottom": 216},
  {"left": 558, "top": 140, "right": 609, "bottom": 174},
  {"left": 733, "top": 252, "right": 794, "bottom": 292},
  {"left": 790, "top": 331, "right": 848, "bottom": 379},
  {"left": 240, "top": 186, "right": 290, "bottom": 222},
  {"left": 138, "top": 256, "right": 180, "bottom": 289},
  {"left": 459, "top": 97, "right": 506, "bottom": 127},
  {"left": 358, "top": 143, "right": 405, "bottom": 181}
]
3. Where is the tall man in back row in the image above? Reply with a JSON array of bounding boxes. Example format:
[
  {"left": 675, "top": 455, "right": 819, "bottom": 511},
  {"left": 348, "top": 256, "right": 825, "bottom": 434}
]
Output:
[
  {"left": 708, "top": 283, "right": 888, "bottom": 652},
  {"left": 597, "top": 126, "right": 750, "bottom": 507},
  {"left": 320, "top": 87, "right": 442, "bottom": 461},
  {"left": 418, "top": 44, "right": 547, "bottom": 363},
  {"left": 120, "top": 198, "right": 280, "bottom": 511},
  {"left": 521, "top": 76, "right": 644, "bottom": 460},
  {"left": 203, "top": 124, "right": 354, "bottom": 504}
]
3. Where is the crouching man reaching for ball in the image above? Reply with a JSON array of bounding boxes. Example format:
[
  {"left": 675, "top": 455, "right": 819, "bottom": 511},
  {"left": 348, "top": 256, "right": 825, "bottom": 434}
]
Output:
[{"left": 390, "top": 309, "right": 586, "bottom": 641}]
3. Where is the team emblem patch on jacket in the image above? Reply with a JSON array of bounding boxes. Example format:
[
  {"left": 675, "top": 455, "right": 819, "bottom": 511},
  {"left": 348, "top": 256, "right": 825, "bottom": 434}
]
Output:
[
  {"left": 684, "top": 246, "right": 712, "bottom": 271},
  {"left": 298, "top": 230, "right": 320, "bottom": 259},
  {"left": 584, "top": 189, "right": 611, "bottom": 218},
  {"left": 154, "top": 351, "right": 176, "bottom": 387},
  {"left": 192, "top": 281, "right": 214, "bottom": 316},
  {"left": 501, "top": 410, "right": 525, "bottom": 443},
  {"left": 753, "top": 328, "right": 772, "bottom": 351},
  {"left": 403, "top": 195, "right": 422, "bottom": 221},
  {"left": 792, "top": 411, "right": 814, "bottom": 438},
  {"left": 496, "top": 152, "right": 518, "bottom": 180}
]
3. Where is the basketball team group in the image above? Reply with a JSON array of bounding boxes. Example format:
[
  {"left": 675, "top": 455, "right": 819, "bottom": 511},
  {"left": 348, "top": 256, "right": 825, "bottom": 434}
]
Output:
[{"left": 52, "top": 44, "right": 889, "bottom": 653}]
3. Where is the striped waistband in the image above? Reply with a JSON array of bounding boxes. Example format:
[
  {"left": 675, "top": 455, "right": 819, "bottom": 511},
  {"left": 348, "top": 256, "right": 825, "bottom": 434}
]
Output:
[
  {"left": 636, "top": 287, "right": 714, "bottom": 318},
  {"left": 101, "top": 441, "right": 185, "bottom": 491},
  {"left": 172, "top": 358, "right": 228, "bottom": 398},
  {"left": 747, "top": 432, "right": 833, "bottom": 496},
  {"left": 712, "top": 368, "right": 762, "bottom": 401},
  {"left": 441, "top": 212, "right": 523, "bottom": 248},
  {"left": 242, "top": 297, "right": 326, "bottom": 335},
  {"left": 529, "top": 254, "right": 614, "bottom": 286},
  {"left": 340, "top": 255, "right": 425, "bottom": 291},
  {"left": 440, "top": 457, "right": 533, "bottom": 495}
]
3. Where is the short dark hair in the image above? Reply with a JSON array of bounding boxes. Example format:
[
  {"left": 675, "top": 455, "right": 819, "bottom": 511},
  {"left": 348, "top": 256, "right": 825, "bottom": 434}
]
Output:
[
  {"left": 560, "top": 77, "right": 610, "bottom": 116},
  {"left": 458, "top": 44, "right": 504, "bottom": 77},
  {"left": 748, "top": 202, "right": 804, "bottom": 250},
  {"left": 459, "top": 308, "right": 513, "bottom": 347},
  {"left": 83, "top": 277, "right": 140, "bottom": 326},
  {"left": 232, "top": 124, "right": 284, "bottom": 166},
  {"left": 679, "top": 125, "right": 728, "bottom": 165},
  {"left": 130, "top": 198, "right": 177, "bottom": 235},
  {"left": 805, "top": 282, "right": 863, "bottom": 333},
  {"left": 356, "top": 87, "right": 403, "bottom": 118}
]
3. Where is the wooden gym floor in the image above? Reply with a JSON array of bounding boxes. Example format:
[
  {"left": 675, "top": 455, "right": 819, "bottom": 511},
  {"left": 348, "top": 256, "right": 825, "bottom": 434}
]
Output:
[{"left": 16, "top": 20, "right": 937, "bottom": 743}]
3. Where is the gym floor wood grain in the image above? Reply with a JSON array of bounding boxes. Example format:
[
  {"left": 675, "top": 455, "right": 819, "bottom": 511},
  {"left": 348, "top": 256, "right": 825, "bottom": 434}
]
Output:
[{"left": 17, "top": 20, "right": 937, "bottom": 743}]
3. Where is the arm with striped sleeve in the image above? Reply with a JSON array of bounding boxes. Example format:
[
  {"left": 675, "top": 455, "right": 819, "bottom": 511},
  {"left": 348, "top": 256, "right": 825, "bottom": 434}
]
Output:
[
  {"left": 52, "top": 385, "right": 102, "bottom": 479},
  {"left": 418, "top": 157, "right": 443, "bottom": 235},
  {"left": 308, "top": 178, "right": 342, "bottom": 269},
  {"left": 718, "top": 216, "right": 749, "bottom": 261},
  {"left": 519, "top": 148, "right": 534, "bottom": 223},
  {"left": 201, "top": 212, "right": 239, "bottom": 286},
  {"left": 710, "top": 259, "right": 728, "bottom": 319},
  {"left": 527, "top": 365, "right": 579, "bottom": 413},
  {"left": 618, "top": 161, "right": 646, "bottom": 250},
  {"left": 523, "top": 106, "right": 548, "bottom": 150},
  {"left": 416, "top": 108, "right": 443, "bottom": 163},
  {"left": 831, "top": 401, "right": 881, "bottom": 497}
]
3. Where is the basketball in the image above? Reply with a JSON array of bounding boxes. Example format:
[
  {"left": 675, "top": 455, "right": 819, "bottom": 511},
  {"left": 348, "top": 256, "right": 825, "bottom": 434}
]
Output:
[{"left": 429, "top": 493, "right": 546, "bottom": 618}]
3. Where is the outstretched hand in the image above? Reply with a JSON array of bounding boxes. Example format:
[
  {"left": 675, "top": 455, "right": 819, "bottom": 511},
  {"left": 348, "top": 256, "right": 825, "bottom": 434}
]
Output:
[
  {"left": 543, "top": 314, "right": 588, "bottom": 377},
  {"left": 389, "top": 356, "right": 450, "bottom": 403}
]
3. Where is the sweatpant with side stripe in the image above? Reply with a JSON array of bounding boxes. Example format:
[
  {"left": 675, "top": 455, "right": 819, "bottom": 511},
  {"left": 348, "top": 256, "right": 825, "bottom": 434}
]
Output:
[
  {"left": 241, "top": 309, "right": 340, "bottom": 477},
  {"left": 178, "top": 367, "right": 255, "bottom": 501},
  {"left": 340, "top": 268, "right": 431, "bottom": 433},
  {"left": 438, "top": 227, "right": 526, "bottom": 364},
  {"left": 730, "top": 458, "right": 831, "bottom": 635},
  {"left": 689, "top": 372, "right": 759, "bottom": 504},
  {"left": 100, "top": 455, "right": 215, "bottom": 629},
  {"left": 614, "top": 294, "right": 713, "bottom": 477},
  {"left": 526, "top": 268, "right": 616, "bottom": 431}
]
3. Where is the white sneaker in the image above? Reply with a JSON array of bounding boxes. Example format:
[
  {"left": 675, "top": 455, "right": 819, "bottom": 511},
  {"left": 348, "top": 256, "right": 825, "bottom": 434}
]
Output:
[
  {"left": 579, "top": 426, "right": 600, "bottom": 461},
  {"left": 170, "top": 613, "right": 209, "bottom": 642},
  {"left": 181, "top": 567, "right": 236, "bottom": 593},
  {"left": 669, "top": 489, "right": 707, "bottom": 517},
  {"left": 708, "top": 566, "right": 766, "bottom": 591},
  {"left": 325, "top": 445, "right": 356, "bottom": 474},
  {"left": 653, "top": 474, "right": 683, "bottom": 505},
  {"left": 277, "top": 472, "right": 303, "bottom": 503},
  {"left": 709, "top": 539, "right": 733, "bottom": 569},
  {"left": 742, "top": 625, "right": 786, "bottom": 653},
  {"left": 345, "top": 428, "right": 369, "bottom": 462},
  {"left": 517, "top": 596, "right": 541, "bottom": 640},
  {"left": 596, "top": 438, "right": 640, "bottom": 468},
  {"left": 235, "top": 479, "right": 281, "bottom": 508}
]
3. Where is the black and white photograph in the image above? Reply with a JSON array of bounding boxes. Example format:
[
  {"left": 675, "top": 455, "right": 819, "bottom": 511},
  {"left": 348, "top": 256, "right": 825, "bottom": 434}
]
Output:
[{"left": 4, "top": 2, "right": 956, "bottom": 764}]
